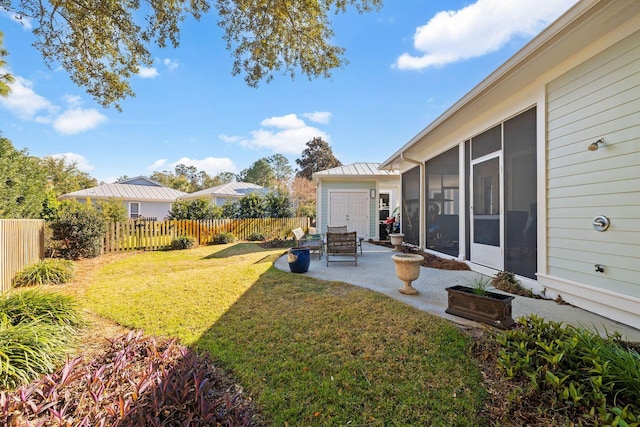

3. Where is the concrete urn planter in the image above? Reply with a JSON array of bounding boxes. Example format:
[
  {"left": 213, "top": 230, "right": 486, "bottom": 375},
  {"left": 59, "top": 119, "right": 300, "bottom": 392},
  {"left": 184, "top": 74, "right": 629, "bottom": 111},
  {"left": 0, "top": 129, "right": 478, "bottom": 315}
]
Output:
[
  {"left": 389, "top": 233, "right": 405, "bottom": 251},
  {"left": 392, "top": 253, "right": 423, "bottom": 295}
]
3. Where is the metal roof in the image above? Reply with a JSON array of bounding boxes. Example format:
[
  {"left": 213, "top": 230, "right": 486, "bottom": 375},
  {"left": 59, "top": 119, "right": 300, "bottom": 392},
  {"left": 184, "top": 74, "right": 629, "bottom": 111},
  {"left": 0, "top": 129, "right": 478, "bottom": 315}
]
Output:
[
  {"left": 313, "top": 163, "right": 399, "bottom": 179},
  {"left": 60, "top": 182, "right": 187, "bottom": 202},
  {"left": 180, "top": 182, "right": 268, "bottom": 200}
]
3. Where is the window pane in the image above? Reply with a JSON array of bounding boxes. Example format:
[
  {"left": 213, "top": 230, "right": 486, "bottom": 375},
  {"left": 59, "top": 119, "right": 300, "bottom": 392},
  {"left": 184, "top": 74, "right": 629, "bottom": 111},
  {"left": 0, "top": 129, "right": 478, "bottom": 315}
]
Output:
[
  {"left": 426, "top": 147, "right": 459, "bottom": 256},
  {"left": 402, "top": 166, "right": 420, "bottom": 245},
  {"left": 504, "top": 107, "right": 537, "bottom": 279},
  {"left": 471, "top": 125, "right": 501, "bottom": 159}
]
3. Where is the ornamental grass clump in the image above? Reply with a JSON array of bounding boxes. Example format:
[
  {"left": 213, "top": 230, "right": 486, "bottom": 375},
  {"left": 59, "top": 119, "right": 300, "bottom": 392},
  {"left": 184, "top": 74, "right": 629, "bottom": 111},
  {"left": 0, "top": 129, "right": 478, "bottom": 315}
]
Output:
[
  {"left": 0, "top": 331, "right": 260, "bottom": 426},
  {"left": 13, "top": 258, "right": 75, "bottom": 287},
  {"left": 0, "top": 289, "right": 85, "bottom": 389},
  {"left": 496, "top": 315, "right": 640, "bottom": 425}
]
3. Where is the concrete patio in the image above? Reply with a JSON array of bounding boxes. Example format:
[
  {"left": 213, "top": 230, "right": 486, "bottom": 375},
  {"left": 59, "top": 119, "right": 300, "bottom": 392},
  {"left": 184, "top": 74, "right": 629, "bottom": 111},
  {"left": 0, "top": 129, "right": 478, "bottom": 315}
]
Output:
[{"left": 274, "top": 241, "right": 640, "bottom": 342}]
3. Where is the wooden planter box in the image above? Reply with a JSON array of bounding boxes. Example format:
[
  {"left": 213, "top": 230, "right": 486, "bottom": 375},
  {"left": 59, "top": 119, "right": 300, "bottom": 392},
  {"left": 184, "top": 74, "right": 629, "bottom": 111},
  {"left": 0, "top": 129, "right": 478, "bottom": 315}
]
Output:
[{"left": 445, "top": 285, "right": 515, "bottom": 329}]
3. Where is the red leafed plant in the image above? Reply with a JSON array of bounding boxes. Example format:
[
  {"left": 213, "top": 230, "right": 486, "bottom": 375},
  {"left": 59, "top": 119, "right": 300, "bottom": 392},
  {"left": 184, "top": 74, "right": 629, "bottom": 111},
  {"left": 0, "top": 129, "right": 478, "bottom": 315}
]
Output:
[{"left": 0, "top": 331, "right": 264, "bottom": 426}]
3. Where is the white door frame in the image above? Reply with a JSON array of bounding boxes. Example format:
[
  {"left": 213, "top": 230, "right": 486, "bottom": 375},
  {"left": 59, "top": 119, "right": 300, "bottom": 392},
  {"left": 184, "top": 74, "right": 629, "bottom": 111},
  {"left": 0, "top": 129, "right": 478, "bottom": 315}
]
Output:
[{"left": 470, "top": 152, "right": 504, "bottom": 270}]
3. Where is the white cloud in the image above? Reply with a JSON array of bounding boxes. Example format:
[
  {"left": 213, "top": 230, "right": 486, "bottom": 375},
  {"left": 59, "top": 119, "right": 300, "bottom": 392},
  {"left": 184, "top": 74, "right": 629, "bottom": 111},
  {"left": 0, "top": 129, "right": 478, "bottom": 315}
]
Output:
[
  {"left": 138, "top": 67, "right": 159, "bottom": 78},
  {"left": 395, "top": 0, "right": 577, "bottom": 70},
  {"left": 219, "top": 134, "right": 241, "bottom": 143},
  {"left": 163, "top": 58, "right": 179, "bottom": 71},
  {"left": 63, "top": 94, "right": 82, "bottom": 107},
  {"left": 0, "top": 75, "right": 57, "bottom": 120},
  {"left": 0, "top": 73, "right": 109, "bottom": 135},
  {"left": 2, "top": 11, "right": 33, "bottom": 29},
  {"left": 170, "top": 157, "right": 237, "bottom": 175},
  {"left": 147, "top": 159, "right": 168, "bottom": 171},
  {"left": 302, "top": 111, "right": 332, "bottom": 124},
  {"left": 49, "top": 152, "right": 95, "bottom": 171},
  {"left": 53, "top": 108, "right": 108, "bottom": 134},
  {"left": 225, "top": 113, "right": 331, "bottom": 154}
]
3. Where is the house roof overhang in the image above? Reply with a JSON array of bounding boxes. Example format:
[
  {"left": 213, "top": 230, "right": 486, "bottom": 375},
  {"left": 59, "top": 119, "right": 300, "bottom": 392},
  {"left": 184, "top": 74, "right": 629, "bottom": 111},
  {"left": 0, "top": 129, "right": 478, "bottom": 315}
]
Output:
[{"left": 379, "top": 0, "right": 640, "bottom": 171}]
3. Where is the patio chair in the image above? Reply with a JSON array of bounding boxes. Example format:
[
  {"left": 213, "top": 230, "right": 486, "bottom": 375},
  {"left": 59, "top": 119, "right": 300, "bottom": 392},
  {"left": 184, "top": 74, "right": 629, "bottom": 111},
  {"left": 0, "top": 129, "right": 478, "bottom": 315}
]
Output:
[
  {"left": 292, "top": 227, "right": 323, "bottom": 260},
  {"left": 325, "top": 231, "right": 358, "bottom": 266},
  {"left": 327, "top": 225, "right": 363, "bottom": 254}
]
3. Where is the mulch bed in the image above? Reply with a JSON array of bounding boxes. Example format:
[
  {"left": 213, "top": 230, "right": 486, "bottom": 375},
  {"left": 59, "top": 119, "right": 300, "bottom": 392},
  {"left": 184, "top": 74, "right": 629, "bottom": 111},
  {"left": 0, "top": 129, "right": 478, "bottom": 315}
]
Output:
[{"left": 367, "top": 239, "right": 470, "bottom": 270}]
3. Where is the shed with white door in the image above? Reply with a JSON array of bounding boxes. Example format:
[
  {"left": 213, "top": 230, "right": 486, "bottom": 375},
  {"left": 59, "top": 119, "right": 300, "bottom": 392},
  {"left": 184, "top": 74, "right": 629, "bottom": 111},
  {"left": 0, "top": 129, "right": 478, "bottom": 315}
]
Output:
[{"left": 313, "top": 163, "right": 400, "bottom": 240}]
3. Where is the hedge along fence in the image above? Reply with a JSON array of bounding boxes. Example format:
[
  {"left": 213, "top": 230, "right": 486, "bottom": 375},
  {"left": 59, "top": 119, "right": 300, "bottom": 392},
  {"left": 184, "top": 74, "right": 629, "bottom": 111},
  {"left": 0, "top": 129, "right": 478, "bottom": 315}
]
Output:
[
  {"left": 103, "top": 217, "right": 310, "bottom": 253},
  {"left": 0, "top": 219, "right": 45, "bottom": 292}
]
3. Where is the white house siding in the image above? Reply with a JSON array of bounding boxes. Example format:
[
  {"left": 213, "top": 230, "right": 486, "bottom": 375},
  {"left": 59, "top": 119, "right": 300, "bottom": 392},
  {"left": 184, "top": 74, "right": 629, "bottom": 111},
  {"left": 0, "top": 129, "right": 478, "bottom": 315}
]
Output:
[
  {"left": 124, "top": 200, "right": 173, "bottom": 220},
  {"left": 545, "top": 30, "right": 640, "bottom": 323},
  {"left": 319, "top": 181, "right": 376, "bottom": 238}
]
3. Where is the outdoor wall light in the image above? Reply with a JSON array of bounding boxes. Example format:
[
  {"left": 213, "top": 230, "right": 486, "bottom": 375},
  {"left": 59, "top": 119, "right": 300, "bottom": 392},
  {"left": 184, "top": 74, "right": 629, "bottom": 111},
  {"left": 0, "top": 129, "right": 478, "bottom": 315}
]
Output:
[
  {"left": 370, "top": 189, "right": 376, "bottom": 199},
  {"left": 587, "top": 137, "right": 604, "bottom": 151}
]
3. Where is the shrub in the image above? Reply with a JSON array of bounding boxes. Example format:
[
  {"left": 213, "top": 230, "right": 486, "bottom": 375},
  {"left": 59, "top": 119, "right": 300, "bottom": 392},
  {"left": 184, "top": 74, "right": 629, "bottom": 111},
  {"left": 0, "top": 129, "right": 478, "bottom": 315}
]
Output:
[
  {"left": 496, "top": 315, "right": 640, "bottom": 425},
  {"left": 0, "top": 289, "right": 85, "bottom": 389},
  {"left": 0, "top": 332, "right": 259, "bottom": 425},
  {"left": 13, "top": 258, "right": 75, "bottom": 287},
  {"left": 48, "top": 201, "right": 107, "bottom": 260},
  {"left": 211, "top": 232, "right": 236, "bottom": 244},
  {"left": 170, "top": 235, "right": 197, "bottom": 250},
  {"left": 247, "top": 232, "right": 266, "bottom": 241}
]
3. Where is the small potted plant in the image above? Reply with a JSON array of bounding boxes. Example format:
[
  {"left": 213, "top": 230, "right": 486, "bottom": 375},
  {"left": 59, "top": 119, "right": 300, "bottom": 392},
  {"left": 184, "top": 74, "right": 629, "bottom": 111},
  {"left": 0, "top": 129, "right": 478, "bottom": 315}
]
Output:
[{"left": 445, "top": 276, "right": 515, "bottom": 329}]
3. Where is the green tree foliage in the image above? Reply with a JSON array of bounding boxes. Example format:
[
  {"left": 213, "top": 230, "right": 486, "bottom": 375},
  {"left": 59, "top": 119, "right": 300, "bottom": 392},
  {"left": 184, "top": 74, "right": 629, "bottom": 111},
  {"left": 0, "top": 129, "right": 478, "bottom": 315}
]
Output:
[
  {"left": 268, "top": 154, "right": 293, "bottom": 183},
  {"left": 151, "top": 165, "right": 235, "bottom": 193},
  {"left": 95, "top": 198, "right": 128, "bottom": 223},
  {"left": 236, "top": 193, "right": 266, "bottom": 218},
  {"left": 1, "top": 0, "right": 382, "bottom": 109},
  {"left": 49, "top": 201, "right": 107, "bottom": 259},
  {"left": 40, "top": 156, "right": 98, "bottom": 197},
  {"left": 0, "top": 32, "right": 15, "bottom": 97},
  {"left": 237, "top": 158, "right": 276, "bottom": 189},
  {"left": 168, "top": 198, "right": 221, "bottom": 220},
  {"left": 295, "top": 137, "right": 342, "bottom": 180},
  {"left": 0, "top": 136, "right": 47, "bottom": 218},
  {"left": 265, "top": 191, "right": 292, "bottom": 218}
]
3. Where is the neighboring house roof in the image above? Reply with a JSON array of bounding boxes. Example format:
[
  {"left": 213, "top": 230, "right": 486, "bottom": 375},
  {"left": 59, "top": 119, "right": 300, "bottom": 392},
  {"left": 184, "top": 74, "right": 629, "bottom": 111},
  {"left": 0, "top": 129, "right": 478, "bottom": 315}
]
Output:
[
  {"left": 60, "top": 180, "right": 187, "bottom": 202},
  {"left": 117, "top": 176, "right": 166, "bottom": 187},
  {"left": 313, "top": 163, "right": 399, "bottom": 181},
  {"left": 180, "top": 182, "right": 268, "bottom": 200},
  {"left": 380, "top": 0, "right": 636, "bottom": 169}
]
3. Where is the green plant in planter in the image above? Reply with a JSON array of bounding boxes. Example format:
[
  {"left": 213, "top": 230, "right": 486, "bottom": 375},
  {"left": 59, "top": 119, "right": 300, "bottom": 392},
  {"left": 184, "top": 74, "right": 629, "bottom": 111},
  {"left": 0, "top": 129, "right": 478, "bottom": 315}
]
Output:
[{"left": 469, "top": 276, "right": 490, "bottom": 296}]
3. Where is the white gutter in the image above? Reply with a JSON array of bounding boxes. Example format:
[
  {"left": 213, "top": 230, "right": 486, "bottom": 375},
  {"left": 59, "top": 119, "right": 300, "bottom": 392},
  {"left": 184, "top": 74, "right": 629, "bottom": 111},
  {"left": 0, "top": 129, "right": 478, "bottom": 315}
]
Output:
[{"left": 400, "top": 152, "right": 425, "bottom": 249}]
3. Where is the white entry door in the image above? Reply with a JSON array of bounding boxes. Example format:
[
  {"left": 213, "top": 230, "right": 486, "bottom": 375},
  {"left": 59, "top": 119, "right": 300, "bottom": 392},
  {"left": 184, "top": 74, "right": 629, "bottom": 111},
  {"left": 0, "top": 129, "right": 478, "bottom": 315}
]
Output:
[
  {"left": 328, "top": 191, "right": 370, "bottom": 238},
  {"left": 470, "top": 153, "right": 503, "bottom": 270}
]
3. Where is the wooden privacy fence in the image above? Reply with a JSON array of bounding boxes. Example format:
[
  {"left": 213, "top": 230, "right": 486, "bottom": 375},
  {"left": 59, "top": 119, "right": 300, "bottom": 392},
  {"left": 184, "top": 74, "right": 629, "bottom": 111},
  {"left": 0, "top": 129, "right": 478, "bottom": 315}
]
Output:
[
  {"left": 103, "top": 217, "right": 310, "bottom": 253},
  {"left": 0, "top": 219, "right": 45, "bottom": 292}
]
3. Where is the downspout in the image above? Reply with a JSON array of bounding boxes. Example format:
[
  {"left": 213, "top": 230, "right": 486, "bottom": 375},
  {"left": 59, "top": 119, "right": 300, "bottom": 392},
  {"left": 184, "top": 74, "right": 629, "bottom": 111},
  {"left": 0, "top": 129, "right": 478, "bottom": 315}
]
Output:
[{"left": 400, "top": 152, "right": 425, "bottom": 249}]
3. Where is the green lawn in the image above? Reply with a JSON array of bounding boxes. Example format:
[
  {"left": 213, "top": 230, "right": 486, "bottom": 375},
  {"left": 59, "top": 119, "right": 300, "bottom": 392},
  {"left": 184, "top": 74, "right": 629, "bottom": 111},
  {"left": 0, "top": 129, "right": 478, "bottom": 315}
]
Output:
[{"left": 78, "top": 243, "right": 488, "bottom": 426}]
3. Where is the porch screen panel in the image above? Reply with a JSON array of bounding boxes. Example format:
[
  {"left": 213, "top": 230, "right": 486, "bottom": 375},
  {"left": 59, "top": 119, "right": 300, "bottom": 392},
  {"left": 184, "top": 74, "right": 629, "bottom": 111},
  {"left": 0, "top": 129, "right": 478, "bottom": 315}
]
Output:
[
  {"left": 401, "top": 166, "right": 420, "bottom": 246},
  {"left": 504, "top": 107, "right": 537, "bottom": 279},
  {"left": 425, "top": 147, "right": 459, "bottom": 256}
]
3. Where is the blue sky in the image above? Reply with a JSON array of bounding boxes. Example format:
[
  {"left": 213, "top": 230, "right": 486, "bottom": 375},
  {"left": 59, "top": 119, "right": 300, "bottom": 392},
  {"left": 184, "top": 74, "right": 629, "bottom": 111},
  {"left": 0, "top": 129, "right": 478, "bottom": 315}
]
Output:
[{"left": 1, "top": 0, "right": 577, "bottom": 184}]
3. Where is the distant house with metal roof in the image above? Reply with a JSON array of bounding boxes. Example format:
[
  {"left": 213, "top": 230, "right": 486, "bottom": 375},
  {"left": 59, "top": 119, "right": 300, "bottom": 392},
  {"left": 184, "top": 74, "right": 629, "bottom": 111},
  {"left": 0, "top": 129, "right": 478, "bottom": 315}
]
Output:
[
  {"left": 60, "top": 176, "right": 187, "bottom": 219},
  {"left": 312, "top": 163, "right": 400, "bottom": 240},
  {"left": 179, "top": 182, "right": 269, "bottom": 206}
]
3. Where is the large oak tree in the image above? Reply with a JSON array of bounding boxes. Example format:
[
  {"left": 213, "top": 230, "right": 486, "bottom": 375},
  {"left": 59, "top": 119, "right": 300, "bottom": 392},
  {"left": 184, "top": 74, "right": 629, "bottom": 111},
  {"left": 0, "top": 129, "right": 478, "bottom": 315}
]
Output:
[{"left": 2, "top": 0, "right": 382, "bottom": 110}]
